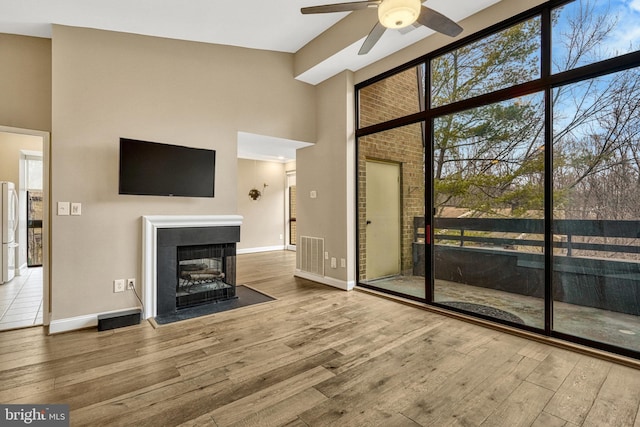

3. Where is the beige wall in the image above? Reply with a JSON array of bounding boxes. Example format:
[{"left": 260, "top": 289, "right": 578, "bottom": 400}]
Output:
[
  {"left": 237, "top": 159, "right": 287, "bottom": 251},
  {"left": 0, "top": 34, "right": 51, "bottom": 132},
  {"left": 297, "top": 70, "right": 356, "bottom": 287},
  {"left": 0, "top": 132, "right": 43, "bottom": 184},
  {"left": 50, "top": 25, "right": 316, "bottom": 323}
]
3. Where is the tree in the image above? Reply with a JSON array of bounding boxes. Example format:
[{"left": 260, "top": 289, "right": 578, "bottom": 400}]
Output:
[
  {"left": 432, "top": 0, "right": 640, "bottom": 223},
  {"left": 432, "top": 17, "right": 543, "bottom": 216}
]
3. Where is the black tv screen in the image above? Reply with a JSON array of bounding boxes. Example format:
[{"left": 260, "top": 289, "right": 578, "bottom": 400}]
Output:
[{"left": 119, "top": 138, "right": 215, "bottom": 197}]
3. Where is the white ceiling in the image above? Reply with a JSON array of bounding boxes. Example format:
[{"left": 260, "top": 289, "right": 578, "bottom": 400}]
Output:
[
  {"left": 1, "top": 0, "right": 500, "bottom": 160},
  {"left": 0, "top": 0, "right": 348, "bottom": 53},
  {"left": 1, "top": 0, "right": 500, "bottom": 83},
  {"left": 237, "top": 132, "right": 313, "bottom": 163}
]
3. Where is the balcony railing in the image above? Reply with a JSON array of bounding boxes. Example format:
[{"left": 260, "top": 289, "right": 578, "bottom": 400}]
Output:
[
  {"left": 413, "top": 217, "right": 640, "bottom": 316},
  {"left": 433, "top": 217, "right": 640, "bottom": 256}
]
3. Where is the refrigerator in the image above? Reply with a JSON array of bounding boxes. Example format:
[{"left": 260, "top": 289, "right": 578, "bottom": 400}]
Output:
[{"left": 1, "top": 181, "right": 19, "bottom": 284}]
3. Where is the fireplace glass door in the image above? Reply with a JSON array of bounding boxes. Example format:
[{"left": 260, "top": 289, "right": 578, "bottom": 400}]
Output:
[{"left": 176, "top": 243, "right": 236, "bottom": 309}]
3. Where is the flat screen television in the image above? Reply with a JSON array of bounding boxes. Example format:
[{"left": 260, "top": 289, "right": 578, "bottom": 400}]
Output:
[{"left": 119, "top": 138, "right": 216, "bottom": 197}]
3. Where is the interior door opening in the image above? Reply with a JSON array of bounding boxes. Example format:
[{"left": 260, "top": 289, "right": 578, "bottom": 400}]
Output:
[{"left": 0, "top": 127, "right": 49, "bottom": 331}]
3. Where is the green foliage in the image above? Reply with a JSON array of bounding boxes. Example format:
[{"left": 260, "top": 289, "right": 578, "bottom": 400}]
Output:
[{"left": 432, "top": 0, "right": 640, "bottom": 221}]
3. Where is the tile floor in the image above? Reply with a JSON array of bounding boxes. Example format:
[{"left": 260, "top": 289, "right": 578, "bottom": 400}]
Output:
[{"left": 0, "top": 267, "right": 43, "bottom": 331}]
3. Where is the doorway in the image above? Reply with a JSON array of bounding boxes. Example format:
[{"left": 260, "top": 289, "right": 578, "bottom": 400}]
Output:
[
  {"left": 0, "top": 126, "right": 49, "bottom": 331},
  {"left": 285, "top": 171, "right": 297, "bottom": 251},
  {"left": 364, "top": 160, "right": 401, "bottom": 280}
]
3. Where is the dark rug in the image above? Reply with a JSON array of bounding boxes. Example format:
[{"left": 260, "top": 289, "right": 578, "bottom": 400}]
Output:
[
  {"left": 440, "top": 301, "right": 525, "bottom": 324},
  {"left": 154, "top": 285, "right": 275, "bottom": 325}
]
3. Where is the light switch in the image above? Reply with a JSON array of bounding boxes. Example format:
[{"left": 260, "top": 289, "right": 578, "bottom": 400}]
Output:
[
  {"left": 57, "top": 202, "right": 70, "bottom": 216},
  {"left": 71, "top": 202, "right": 82, "bottom": 216},
  {"left": 310, "top": 190, "right": 317, "bottom": 199}
]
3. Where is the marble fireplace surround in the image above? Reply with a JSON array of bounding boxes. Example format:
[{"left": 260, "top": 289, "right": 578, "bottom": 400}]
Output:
[{"left": 142, "top": 215, "right": 243, "bottom": 319}]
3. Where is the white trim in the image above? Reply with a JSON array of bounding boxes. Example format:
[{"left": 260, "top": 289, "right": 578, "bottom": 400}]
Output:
[
  {"left": 49, "top": 314, "right": 97, "bottom": 334},
  {"left": 294, "top": 269, "right": 355, "bottom": 291},
  {"left": 237, "top": 245, "right": 284, "bottom": 254},
  {"left": 48, "top": 307, "right": 141, "bottom": 334},
  {"left": 142, "top": 215, "right": 243, "bottom": 320},
  {"left": 143, "top": 215, "right": 243, "bottom": 229}
]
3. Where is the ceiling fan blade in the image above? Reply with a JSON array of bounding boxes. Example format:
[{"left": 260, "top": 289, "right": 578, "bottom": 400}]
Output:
[
  {"left": 398, "top": 22, "right": 420, "bottom": 35},
  {"left": 301, "top": 1, "right": 380, "bottom": 14},
  {"left": 359, "top": 21, "right": 386, "bottom": 55},
  {"left": 417, "top": 6, "right": 463, "bottom": 37}
]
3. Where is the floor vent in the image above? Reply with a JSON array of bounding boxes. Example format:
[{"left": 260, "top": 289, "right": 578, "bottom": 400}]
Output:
[{"left": 298, "top": 236, "right": 324, "bottom": 277}]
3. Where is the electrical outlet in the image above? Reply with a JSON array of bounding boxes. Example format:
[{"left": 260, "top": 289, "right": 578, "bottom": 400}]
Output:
[
  {"left": 127, "top": 278, "right": 135, "bottom": 290},
  {"left": 340, "top": 258, "right": 346, "bottom": 268},
  {"left": 324, "top": 251, "right": 329, "bottom": 260},
  {"left": 331, "top": 257, "right": 337, "bottom": 269},
  {"left": 114, "top": 279, "right": 125, "bottom": 293}
]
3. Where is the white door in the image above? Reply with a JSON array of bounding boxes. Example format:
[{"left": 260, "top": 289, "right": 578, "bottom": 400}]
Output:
[{"left": 365, "top": 161, "right": 401, "bottom": 280}]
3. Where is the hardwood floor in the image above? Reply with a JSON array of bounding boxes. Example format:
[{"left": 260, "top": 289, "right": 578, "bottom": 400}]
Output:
[{"left": 2, "top": 250, "right": 640, "bottom": 426}]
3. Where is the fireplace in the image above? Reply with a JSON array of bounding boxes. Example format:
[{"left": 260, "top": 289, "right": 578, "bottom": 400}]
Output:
[
  {"left": 176, "top": 243, "right": 236, "bottom": 309},
  {"left": 143, "top": 215, "right": 242, "bottom": 319}
]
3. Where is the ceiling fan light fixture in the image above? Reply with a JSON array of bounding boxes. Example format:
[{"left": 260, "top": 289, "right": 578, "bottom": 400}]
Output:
[{"left": 378, "top": 0, "right": 421, "bottom": 29}]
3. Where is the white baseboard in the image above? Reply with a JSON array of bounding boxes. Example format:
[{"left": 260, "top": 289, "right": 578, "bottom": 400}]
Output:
[
  {"left": 49, "top": 314, "right": 97, "bottom": 334},
  {"left": 48, "top": 306, "right": 141, "bottom": 334},
  {"left": 294, "top": 270, "right": 355, "bottom": 291},
  {"left": 237, "top": 245, "right": 285, "bottom": 254}
]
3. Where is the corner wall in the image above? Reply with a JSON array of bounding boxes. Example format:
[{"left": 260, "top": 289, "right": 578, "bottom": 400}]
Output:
[
  {"left": 296, "top": 70, "right": 356, "bottom": 290},
  {"left": 237, "top": 159, "right": 287, "bottom": 253}
]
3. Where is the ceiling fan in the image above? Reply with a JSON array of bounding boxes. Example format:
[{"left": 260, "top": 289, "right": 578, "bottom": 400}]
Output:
[{"left": 301, "top": 0, "right": 463, "bottom": 55}]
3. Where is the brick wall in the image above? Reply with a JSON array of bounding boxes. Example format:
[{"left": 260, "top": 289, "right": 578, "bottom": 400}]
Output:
[{"left": 358, "top": 67, "right": 425, "bottom": 279}]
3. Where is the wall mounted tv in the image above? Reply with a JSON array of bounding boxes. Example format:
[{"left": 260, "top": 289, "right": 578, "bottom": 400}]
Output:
[{"left": 119, "top": 138, "right": 216, "bottom": 197}]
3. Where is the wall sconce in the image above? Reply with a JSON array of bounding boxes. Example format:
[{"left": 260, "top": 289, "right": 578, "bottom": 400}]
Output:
[{"left": 248, "top": 183, "right": 268, "bottom": 201}]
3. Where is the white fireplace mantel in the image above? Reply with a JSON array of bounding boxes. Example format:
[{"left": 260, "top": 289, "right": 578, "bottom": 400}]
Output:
[{"left": 142, "top": 215, "right": 243, "bottom": 319}]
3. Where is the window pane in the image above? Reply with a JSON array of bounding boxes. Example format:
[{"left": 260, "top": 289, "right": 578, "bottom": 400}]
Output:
[
  {"left": 552, "top": 0, "right": 640, "bottom": 74},
  {"left": 431, "top": 17, "right": 541, "bottom": 108},
  {"left": 26, "top": 158, "right": 43, "bottom": 190},
  {"left": 358, "top": 123, "right": 425, "bottom": 299},
  {"left": 358, "top": 65, "right": 425, "bottom": 128},
  {"left": 433, "top": 92, "right": 546, "bottom": 329},
  {"left": 552, "top": 67, "right": 640, "bottom": 351}
]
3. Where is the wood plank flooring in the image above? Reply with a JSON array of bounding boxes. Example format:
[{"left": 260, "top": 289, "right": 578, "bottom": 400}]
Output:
[{"left": 1, "top": 250, "right": 640, "bottom": 426}]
